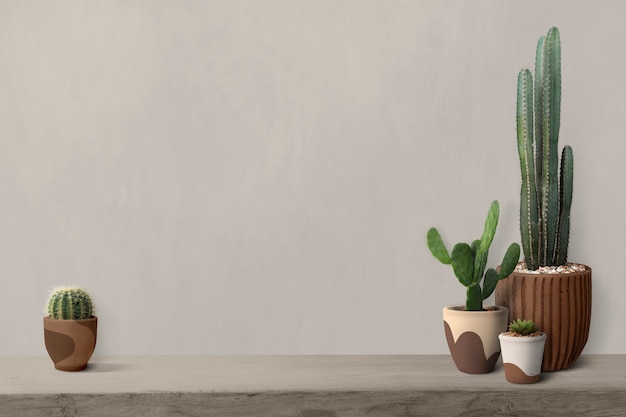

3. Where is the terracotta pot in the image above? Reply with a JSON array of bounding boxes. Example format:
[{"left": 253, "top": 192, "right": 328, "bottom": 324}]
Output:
[
  {"left": 442, "top": 306, "right": 508, "bottom": 374},
  {"left": 499, "top": 332, "right": 546, "bottom": 384},
  {"left": 43, "top": 316, "right": 97, "bottom": 371},
  {"left": 495, "top": 265, "right": 591, "bottom": 371}
]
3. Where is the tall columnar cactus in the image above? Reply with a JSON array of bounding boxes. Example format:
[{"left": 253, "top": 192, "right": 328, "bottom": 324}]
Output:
[
  {"left": 517, "top": 27, "right": 574, "bottom": 271},
  {"left": 427, "top": 201, "right": 521, "bottom": 311},
  {"left": 47, "top": 287, "right": 95, "bottom": 320}
]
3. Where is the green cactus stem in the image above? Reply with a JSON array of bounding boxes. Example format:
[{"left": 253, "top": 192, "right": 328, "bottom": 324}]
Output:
[
  {"left": 517, "top": 68, "right": 539, "bottom": 270},
  {"left": 427, "top": 201, "right": 521, "bottom": 311},
  {"left": 517, "top": 27, "right": 573, "bottom": 270},
  {"left": 556, "top": 145, "right": 573, "bottom": 266},
  {"left": 47, "top": 287, "right": 95, "bottom": 320}
]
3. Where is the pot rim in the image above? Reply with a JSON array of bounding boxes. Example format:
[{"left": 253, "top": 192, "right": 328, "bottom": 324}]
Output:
[
  {"left": 499, "top": 332, "right": 547, "bottom": 341},
  {"left": 444, "top": 305, "right": 507, "bottom": 313},
  {"left": 44, "top": 316, "right": 98, "bottom": 322},
  {"left": 508, "top": 262, "right": 591, "bottom": 275}
]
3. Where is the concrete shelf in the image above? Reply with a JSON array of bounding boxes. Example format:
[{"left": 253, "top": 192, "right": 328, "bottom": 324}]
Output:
[{"left": 1, "top": 355, "right": 625, "bottom": 416}]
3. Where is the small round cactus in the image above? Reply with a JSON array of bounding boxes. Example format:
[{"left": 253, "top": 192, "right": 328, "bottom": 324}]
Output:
[
  {"left": 47, "top": 287, "right": 95, "bottom": 320},
  {"left": 508, "top": 319, "right": 540, "bottom": 336}
]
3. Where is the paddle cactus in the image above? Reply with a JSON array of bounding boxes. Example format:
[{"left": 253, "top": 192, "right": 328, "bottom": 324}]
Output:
[
  {"left": 427, "top": 200, "right": 521, "bottom": 311},
  {"left": 517, "top": 27, "right": 573, "bottom": 270},
  {"left": 47, "top": 287, "right": 95, "bottom": 320}
]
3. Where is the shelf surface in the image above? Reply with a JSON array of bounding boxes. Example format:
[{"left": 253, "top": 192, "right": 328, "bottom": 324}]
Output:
[{"left": 1, "top": 355, "right": 625, "bottom": 417}]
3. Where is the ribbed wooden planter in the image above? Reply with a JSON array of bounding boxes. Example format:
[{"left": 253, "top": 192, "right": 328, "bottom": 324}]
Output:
[{"left": 495, "top": 266, "right": 591, "bottom": 371}]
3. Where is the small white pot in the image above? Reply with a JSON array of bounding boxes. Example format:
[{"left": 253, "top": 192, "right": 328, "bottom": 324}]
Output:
[{"left": 498, "top": 332, "right": 546, "bottom": 383}]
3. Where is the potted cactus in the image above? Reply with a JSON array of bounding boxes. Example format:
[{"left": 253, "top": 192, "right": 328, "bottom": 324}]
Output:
[
  {"left": 427, "top": 200, "right": 520, "bottom": 374},
  {"left": 495, "top": 27, "right": 592, "bottom": 371},
  {"left": 43, "top": 286, "right": 98, "bottom": 371},
  {"left": 499, "top": 319, "right": 547, "bottom": 384}
]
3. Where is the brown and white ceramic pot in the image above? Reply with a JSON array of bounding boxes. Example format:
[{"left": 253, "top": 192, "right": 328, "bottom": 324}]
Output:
[
  {"left": 499, "top": 332, "right": 547, "bottom": 384},
  {"left": 495, "top": 265, "right": 591, "bottom": 371},
  {"left": 43, "top": 316, "right": 97, "bottom": 371},
  {"left": 443, "top": 306, "right": 508, "bottom": 374}
]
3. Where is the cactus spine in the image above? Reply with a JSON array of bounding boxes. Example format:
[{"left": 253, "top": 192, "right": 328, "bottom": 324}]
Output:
[
  {"left": 47, "top": 287, "right": 94, "bottom": 320},
  {"left": 517, "top": 27, "right": 573, "bottom": 270},
  {"left": 427, "top": 201, "right": 521, "bottom": 311}
]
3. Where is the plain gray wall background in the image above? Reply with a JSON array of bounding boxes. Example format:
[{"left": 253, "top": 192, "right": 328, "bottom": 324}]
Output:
[{"left": 1, "top": 0, "right": 623, "bottom": 356}]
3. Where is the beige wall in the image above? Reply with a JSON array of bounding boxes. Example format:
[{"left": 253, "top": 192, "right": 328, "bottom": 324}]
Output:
[{"left": 0, "top": 0, "right": 623, "bottom": 355}]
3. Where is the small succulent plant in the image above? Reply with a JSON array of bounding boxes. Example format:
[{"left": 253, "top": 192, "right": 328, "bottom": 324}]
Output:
[
  {"left": 508, "top": 319, "right": 540, "bottom": 336},
  {"left": 427, "top": 200, "right": 521, "bottom": 311},
  {"left": 47, "top": 287, "right": 95, "bottom": 320}
]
